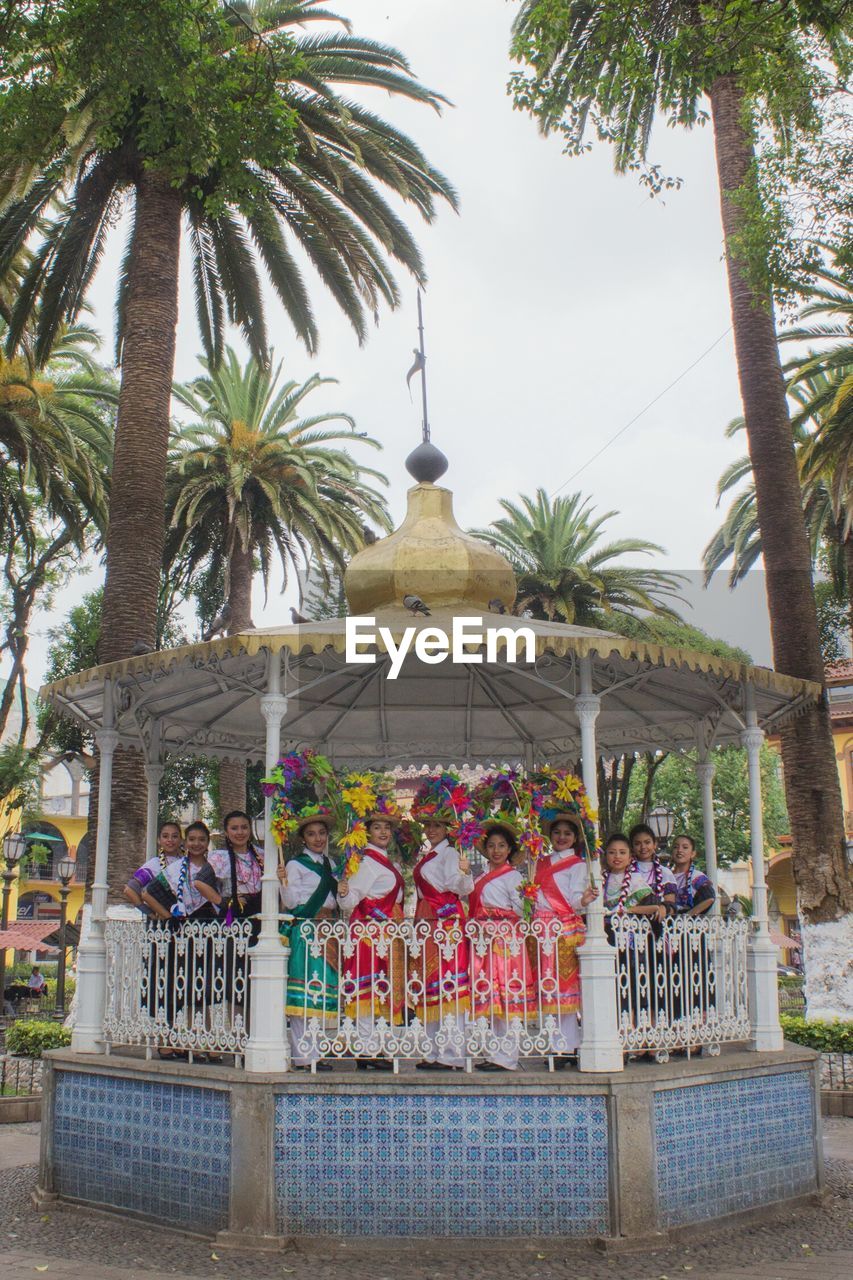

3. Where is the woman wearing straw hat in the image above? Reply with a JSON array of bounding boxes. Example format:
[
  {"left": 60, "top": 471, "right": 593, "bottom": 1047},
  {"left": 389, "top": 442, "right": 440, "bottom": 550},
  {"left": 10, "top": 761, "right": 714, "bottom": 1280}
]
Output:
[
  {"left": 337, "top": 799, "right": 406, "bottom": 1070},
  {"left": 277, "top": 806, "right": 339, "bottom": 1071},
  {"left": 533, "top": 812, "right": 598, "bottom": 1068},
  {"left": 410, "top": 777, "right": 475, "bottom": 1070}
]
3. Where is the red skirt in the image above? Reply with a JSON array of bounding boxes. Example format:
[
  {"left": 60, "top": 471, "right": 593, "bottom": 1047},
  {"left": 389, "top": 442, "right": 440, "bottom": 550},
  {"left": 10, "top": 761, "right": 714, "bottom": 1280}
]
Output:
[{"left": 470, "top": 907, "right": 536, "bottom": 1019}]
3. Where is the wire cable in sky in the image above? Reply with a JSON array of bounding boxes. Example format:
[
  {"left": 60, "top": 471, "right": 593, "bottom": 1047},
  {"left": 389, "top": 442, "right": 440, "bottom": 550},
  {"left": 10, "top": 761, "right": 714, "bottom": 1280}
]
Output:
[{"left": 549, "top": 325, "right": 733, "bottom": 498}]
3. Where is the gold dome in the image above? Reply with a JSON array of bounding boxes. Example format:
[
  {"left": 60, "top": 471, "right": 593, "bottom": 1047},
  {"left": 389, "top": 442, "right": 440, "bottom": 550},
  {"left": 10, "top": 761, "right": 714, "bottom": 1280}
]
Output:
[{"left": 344, "top": 482, "right": 516, "bottom": 616}]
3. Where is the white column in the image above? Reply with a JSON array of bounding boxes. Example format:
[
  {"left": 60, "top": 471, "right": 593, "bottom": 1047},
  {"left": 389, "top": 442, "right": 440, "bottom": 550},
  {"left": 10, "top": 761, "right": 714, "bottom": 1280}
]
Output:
[
  {"left": 695, "top": 755, "right": 720, "bottom": 914},
  {"left": 244, "top": 650, "right": 290, "bottom": 1072},
  {"left": 72, "top": 680, "right": 117, "bottom": 1053},
  {"left": 576, "top": 655, "right": 624, "bottom": 1072},
  {"left": 143, "top": 720, "right": 163, "bottom": 860},
  {"left": 741, "top": 686, "right": 784, "bottom": 1051},
  {"left": 144, "top": 767, "right": 164, "bottom": 861}
]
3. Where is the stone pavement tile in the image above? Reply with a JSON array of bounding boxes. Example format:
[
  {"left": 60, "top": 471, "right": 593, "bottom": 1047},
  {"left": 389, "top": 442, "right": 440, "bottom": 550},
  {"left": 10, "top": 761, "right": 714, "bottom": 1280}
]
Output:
[{"left": 0, "top": 1122, "right": 41, "bottom": 1171}]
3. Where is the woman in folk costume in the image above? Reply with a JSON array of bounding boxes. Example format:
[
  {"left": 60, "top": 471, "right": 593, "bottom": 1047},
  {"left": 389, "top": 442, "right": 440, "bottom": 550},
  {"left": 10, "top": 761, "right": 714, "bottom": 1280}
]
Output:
[
  {"left": 124, "top": 820, "right": 183, "bottom": 912},
  {"left": 670, "top": 833, "right": 717, "bottom": 1029},
  {"left": 469, "top": 818, "right": 535, "bottom": 1072},
  {"left": 410, "top": 776, "right": 475, "bottom": 1071},
  {"left": 277, "top": 807, "right": 339, "bottom": 1071},
  {"left": 532, "top": 812, "right": 598, "bottom": 1067},
  {"left": 337, "top": 797, "right": 406, "bottom": 1070},
  {"left": 602, "top": 832, "right": 667, "bottom": 1045}
]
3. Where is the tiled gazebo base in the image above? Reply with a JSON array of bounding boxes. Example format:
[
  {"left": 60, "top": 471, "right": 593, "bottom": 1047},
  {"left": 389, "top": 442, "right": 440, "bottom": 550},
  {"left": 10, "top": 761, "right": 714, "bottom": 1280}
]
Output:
[{"left": 36, "top": 1045, "right": 822, "bottom": 1246}]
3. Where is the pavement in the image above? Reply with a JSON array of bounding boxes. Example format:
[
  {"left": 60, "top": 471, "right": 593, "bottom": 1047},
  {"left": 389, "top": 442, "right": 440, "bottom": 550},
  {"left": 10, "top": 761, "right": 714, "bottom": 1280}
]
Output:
[{"left": 0, "top": 1120, "right": 850, "bottom": 1280}]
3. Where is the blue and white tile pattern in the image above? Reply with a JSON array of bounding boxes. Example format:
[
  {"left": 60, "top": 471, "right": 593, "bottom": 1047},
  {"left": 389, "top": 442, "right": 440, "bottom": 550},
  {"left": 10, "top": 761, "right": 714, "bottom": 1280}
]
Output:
[
  {"left": 274, "top": 1092, "right": 610, "bottom": 1236},
  {"left": 53, "top": 1070, "right": 231, "bottom": 1233},
  {"left": 654, "top": 1070, "right": 817, "bottom": 1227}
]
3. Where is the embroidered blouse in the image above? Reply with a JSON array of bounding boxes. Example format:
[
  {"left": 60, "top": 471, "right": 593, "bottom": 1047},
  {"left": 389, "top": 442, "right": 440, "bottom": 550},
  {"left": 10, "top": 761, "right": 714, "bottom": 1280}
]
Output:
[
  {"left": 470, "top": 865, "right": 524, "bottom": 917},
  {"left": 534, "top": 852, "right": 588, "bottom": 914},
  {"left": 209, "top": 846, "right": 264, "bottom": 899},
  {"left": 674, "top": 867, "right": 715, "bottom": 913},
  {"left": 602, "top": 868, "right": 655, "bottom": 914}
]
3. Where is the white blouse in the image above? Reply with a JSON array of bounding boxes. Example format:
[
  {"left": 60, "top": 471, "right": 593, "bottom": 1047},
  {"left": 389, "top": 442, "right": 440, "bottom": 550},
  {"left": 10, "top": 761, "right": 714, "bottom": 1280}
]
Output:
[
  {"left": 472, "top": 866, "right": 524, "bottom": 916},
  {"left": 280, "top": 848, "right": 337, "bottom": 912},
  {"left": 338, "top": 845, "right": 403, "bottom": 917},
  {"left": 163, "top": 856, "right": 213, "bottom": 917},
  {"left": 634, "top": 859, "right": 677, "bottom": 894},
  {"left": 209, "top": 847, "right": 264, "bottom": 898},
  {"left": 416, "top": 838, "right": 475, "bottom": 899},
  {"left": 534, "top": 852, "right": 589, "bottom": 914}
]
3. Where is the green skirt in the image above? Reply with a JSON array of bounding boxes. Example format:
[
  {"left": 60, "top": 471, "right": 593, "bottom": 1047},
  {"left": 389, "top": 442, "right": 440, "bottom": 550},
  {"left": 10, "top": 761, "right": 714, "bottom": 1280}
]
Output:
[{"left": 281, "top": 919, "right": 339, "bottom": 1017}]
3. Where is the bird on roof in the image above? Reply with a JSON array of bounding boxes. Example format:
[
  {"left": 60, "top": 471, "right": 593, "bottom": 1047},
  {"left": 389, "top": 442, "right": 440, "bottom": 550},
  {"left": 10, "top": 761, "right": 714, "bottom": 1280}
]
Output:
[
  {"left": 290, "top": 607, "right": 310, "bottom": 625},
  {"left": 202, "top": 603, "right": 231, "bottom": 642},
  {"left": 131, "top": 640, "right": 152, "bottom": 656},
  {"left": 403, "top": 594, "right": 430, "bottom": 616}
]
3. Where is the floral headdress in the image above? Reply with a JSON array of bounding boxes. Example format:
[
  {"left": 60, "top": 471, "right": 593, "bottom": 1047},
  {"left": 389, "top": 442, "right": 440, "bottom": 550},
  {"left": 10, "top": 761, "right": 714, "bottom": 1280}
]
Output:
[
  {"left": 336, "top": 771, "right": 400, "bottom": 877},
  {"left": 261, "top": 750, "right": 335, "bottom": 846},
  {"left": 411, "top": 771, "right": 472, "bottom": 838},
  {"left": 532, "top": 767, "right": 600, "bottom": 859}
]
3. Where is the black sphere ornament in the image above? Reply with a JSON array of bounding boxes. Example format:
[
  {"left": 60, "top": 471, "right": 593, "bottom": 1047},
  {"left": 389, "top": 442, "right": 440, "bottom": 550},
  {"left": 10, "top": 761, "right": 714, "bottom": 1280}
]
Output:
[{"left": 406, "top": 440, "right": 448, "bottom": 484}]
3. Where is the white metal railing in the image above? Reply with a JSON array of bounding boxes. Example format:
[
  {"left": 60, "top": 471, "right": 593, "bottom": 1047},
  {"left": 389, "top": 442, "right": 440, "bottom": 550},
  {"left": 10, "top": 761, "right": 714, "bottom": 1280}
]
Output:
[
  {"left": 610, "top": 915, "right": 750, "bottom": 1059},
  {"left": 102, "top": 914, "right": 751, "bottom": 1068},
  {"left": 103, "top": 918, "right": 253, "bottom": 1059}
]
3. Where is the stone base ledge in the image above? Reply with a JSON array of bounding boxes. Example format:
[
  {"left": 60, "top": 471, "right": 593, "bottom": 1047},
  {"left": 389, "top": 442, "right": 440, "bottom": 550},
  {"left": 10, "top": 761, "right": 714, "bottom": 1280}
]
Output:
[{"left": 0, "top": 1094, "right": 41, "bottom": 1124}]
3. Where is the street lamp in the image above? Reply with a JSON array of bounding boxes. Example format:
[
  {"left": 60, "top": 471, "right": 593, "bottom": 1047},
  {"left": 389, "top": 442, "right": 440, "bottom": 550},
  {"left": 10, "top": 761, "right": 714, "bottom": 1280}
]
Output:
[
  {"left": 1, "top": 832, "right": 27, "bottom": 1012},
  {"left": 646, "top": 805, "right": 676, "bottom": 858},
  {"left": 55, "top": 855, "right": 76, "bottom": 1018}
]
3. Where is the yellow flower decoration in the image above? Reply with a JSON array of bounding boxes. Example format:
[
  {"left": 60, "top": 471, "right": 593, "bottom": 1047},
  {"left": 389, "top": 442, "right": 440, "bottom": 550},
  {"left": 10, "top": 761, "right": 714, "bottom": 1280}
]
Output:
[{"left": 342, "top": 783, "right": 376, "bottom": 817}]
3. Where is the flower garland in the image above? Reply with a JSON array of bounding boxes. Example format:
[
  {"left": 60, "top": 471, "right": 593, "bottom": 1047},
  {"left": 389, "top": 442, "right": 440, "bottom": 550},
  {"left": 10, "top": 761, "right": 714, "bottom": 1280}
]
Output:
[
  {"left": 261, "top": 750, "right": 335, "bottom": 845},
  {"left": 411, "top": 771, "right": 473, "bottom": 848},
  {"left": 336, "top": 771, "right": 400, "bottom": 878}
]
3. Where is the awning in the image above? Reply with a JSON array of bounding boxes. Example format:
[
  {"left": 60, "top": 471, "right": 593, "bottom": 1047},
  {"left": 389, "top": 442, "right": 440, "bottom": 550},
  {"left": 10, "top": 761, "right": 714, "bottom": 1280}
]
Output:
[{"left": 0, "top": 921, "right": 79, "bottom": 952}]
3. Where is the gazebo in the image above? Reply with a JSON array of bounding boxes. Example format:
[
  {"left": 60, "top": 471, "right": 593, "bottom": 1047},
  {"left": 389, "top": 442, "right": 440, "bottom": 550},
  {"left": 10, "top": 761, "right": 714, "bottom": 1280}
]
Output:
[{"left": 34, "top": 448, "right": 824, "bottom": 1243}]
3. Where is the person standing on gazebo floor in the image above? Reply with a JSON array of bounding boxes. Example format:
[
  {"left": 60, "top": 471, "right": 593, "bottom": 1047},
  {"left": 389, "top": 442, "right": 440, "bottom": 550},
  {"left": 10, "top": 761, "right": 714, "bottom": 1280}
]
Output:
[
  {"left": 671, "top": 833, "right": 717, "bottom": 1032},
  {"left": 209, "top": 811, "right": 265, "bottom": 1027},
  {"left": 337, "top": 811, "right": 406, "bottom": 1071},
  {"left": 124, "top": 820, "right": 183, "bottom": 911},
  {"left": 469, "top": 821, "right": 535, "bottom": 1073},
  {"left": 142, "top": 821, "right": 223, "bottom": 1061},
  {"left": 532, "top": 814, "right": 598, "bottom": 1069},
  {"left": 277, "top": 809, "right": 339, "bottom": 1071},
  {"left": 629, "top": 822, "right": 678, "bottom": 1032},
  {"left": 411, "top": 814, "right": 474, "bottom": 1071}
]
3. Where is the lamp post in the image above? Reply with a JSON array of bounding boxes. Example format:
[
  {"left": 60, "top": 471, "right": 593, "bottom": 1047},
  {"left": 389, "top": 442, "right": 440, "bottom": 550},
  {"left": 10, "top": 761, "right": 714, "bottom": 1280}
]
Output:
[
  {"left": 1, "top": 832, "right": 27, "bottom": 1011},
  {"left": 55, "top": 855, "right": 76, "bottom": 1017},
  {"left": 646, "top": 805, "right": 676, "bottom": 860}
]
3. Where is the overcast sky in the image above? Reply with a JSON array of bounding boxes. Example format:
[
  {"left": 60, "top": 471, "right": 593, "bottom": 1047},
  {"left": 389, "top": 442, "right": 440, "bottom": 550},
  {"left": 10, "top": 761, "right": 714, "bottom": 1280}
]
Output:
[{"left": 14, "top": 0, "right": 781, "bottom": 692}]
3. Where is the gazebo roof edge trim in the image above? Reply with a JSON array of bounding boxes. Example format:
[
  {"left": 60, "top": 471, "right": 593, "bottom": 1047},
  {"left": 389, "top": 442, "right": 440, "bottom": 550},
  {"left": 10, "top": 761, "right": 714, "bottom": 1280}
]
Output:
[{"left": 39, "top": 624, "right": 822, "bottom": 707}]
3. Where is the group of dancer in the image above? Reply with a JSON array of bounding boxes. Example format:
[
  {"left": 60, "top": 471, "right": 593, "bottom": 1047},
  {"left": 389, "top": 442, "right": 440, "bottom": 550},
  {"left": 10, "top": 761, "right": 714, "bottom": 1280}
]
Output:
[{"left": 124, "top": 792, "right": 715, "bottom": 1071}]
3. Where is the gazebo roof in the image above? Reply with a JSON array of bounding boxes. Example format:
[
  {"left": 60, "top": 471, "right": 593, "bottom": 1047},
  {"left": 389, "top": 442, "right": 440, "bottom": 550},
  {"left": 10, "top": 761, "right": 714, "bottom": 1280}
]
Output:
[
  {"left": 41, "top": 608, "right": 819, "bottom": 769},
  {"left": 41, "top": 479, "right": 820, "bottom": 768}
]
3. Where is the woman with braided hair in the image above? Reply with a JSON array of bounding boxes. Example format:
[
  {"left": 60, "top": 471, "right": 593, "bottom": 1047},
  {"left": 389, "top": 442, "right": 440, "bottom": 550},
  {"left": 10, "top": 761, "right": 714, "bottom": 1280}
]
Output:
[
  {"left": 671, "top": 834, "right": 717, "bottom": 1032},
  {"left": 123, "top": 820, "right": 182, "bottom": 912},
  {"left": 602, "top": 833, "right": 667, "bottom": 1043},
  {"left": 629, "top": 824, "right": 677, "bottom": 913}
]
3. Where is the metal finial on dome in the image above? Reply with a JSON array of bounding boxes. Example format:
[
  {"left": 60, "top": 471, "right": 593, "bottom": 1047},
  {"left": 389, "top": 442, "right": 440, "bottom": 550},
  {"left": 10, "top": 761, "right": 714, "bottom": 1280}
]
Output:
[
  {"left": 405, "top": 439, "right": 448, "bottom": 483},
  {"left": 404, "top": 289, "right": 448, "bottom": 483}
]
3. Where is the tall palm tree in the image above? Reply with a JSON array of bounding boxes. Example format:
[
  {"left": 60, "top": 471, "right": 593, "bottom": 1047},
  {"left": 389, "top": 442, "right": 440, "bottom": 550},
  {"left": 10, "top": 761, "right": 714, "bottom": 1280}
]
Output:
[
  {"left": 0, "top": 320, "right": 114, "bottom": 740},
  {"left": 472, "top": 489, "right": 684, "bottom": 624},
  {"left": 0, "top": 0, "right": 454, "bottom": 863},
  {"left": 167, "top": 347, "right": 391, "bottom": 811},
  {"left": 510, "top": 1, "right": 853, "bottom": 962}
]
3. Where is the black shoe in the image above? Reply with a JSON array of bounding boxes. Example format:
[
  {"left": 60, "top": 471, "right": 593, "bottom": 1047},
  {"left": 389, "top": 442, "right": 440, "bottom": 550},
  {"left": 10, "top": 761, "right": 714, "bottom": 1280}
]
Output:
[
  {"left": 371, "top": 1057, "right": 394, "bottom": 1071},
  {"left": 416, "top": 1061, "right": 454, "bottom": 1071},
  {"left": 475, "top": 1061, "right": 513, "bottom": 1072},
  {"left": 553, "top": 1055, "right": 577, "bottom": 1070},
  {"left": 315, "top": 1060, "right": 334, "bottom": 1072},
  {"left": 356, "top": 1059, "right": 373, "bottom": 1071}
]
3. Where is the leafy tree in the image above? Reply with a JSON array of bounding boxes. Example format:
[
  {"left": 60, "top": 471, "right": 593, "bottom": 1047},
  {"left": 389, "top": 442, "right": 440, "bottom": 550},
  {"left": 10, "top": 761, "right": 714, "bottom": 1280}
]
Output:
[
  {"left": 509, "top": 1, "right": 853, "bottom": 936},
  {"left": 0, "top": 0, "right": 455, "bottom": 859},
  {"left": 472, "top": 488, "right": 684, "bottom": 623},
  {"left": 0, "top": 742, "right": 41, "bottom": 846},
  {"left": 624, "top": 743, "right": 789, "bottom": 868}
]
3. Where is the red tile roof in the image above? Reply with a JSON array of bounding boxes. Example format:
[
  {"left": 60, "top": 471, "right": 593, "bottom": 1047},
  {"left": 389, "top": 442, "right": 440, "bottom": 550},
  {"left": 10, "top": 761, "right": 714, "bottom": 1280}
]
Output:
[
  {"left": 0, "top": 921, "right": 60, "bottom": 952},
  {"left": 826, "top": 660, "right": 853, "bottom": 682}
]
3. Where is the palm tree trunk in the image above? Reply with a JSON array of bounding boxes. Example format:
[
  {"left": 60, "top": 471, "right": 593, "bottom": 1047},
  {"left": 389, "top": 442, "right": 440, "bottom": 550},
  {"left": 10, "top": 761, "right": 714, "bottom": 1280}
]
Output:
[
  {"left": 93, "top": 173, "right": 183, "bottom": 896},
  {"left": 217, "top": 537, "right": 255, "bottom": 818},
  {"left": 709, "top": 73, "right": 853, "bottom": 1015}
]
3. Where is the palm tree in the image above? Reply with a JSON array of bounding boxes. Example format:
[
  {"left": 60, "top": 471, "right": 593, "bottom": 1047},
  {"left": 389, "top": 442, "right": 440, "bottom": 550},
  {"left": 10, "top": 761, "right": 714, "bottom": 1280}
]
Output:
[
  {"left": 472, "top": 489, "right": 684, "bottom": 624},
  {"left": 0, "top": 320, "right": 114, "bottom": 740},
  {"left": 0, "top": 0, "right": 454, "bottom": 863},
  {"left": 510, "top": 1, "right": 853, "bottom": 952},
  {"left": 167, "top": 347, "right": 391, "bottom": 811}
]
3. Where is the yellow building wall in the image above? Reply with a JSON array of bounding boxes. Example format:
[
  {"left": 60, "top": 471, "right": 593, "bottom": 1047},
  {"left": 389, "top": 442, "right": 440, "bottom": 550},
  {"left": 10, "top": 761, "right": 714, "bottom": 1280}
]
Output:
[{"left": 1, "top": 812, "right": 88, "bottom": 969}]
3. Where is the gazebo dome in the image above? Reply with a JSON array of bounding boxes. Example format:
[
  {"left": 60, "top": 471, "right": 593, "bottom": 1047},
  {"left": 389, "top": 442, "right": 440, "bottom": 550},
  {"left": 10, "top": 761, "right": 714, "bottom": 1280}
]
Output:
[{"left": 344, "top": 481, "right": 517, "bottom": 616}]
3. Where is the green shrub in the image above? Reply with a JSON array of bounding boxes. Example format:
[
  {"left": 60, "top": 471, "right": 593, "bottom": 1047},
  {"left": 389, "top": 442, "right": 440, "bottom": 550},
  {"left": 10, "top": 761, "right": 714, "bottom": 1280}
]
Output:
[
  {"left": 781, "top": 1015, "right": 853, "bottom": 1055},
  {"left": 43, "top": 976, "right": 76, "bottom": 1005},
  {"left": 778, "top": 975, "right": 804, "bottom": 990},
  {"left": 5, "top": 1019, "right": 71, "bottom": 1057}
]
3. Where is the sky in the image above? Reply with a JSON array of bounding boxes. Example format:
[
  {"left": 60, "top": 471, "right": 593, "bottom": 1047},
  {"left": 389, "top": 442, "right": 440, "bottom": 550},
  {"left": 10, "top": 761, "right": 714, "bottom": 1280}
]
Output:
[{"left": 13, "top": 0, "right": 781, "bottom": 692}]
